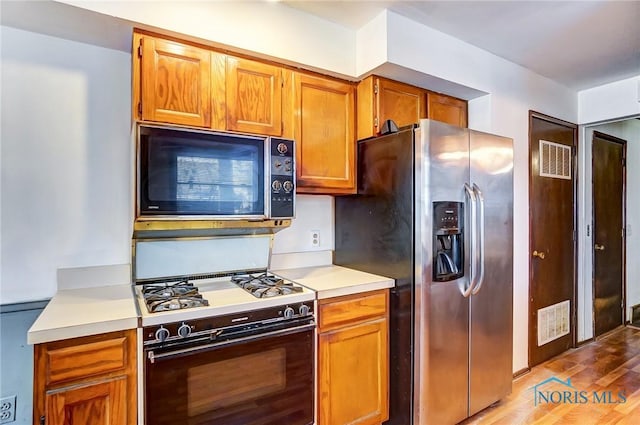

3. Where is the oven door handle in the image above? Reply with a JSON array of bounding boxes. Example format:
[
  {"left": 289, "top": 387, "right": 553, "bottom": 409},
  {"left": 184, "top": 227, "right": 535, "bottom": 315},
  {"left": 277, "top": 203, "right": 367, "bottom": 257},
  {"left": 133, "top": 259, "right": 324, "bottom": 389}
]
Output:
[{"left": 146, "top": 322, "right": 315, "bottom": 364}]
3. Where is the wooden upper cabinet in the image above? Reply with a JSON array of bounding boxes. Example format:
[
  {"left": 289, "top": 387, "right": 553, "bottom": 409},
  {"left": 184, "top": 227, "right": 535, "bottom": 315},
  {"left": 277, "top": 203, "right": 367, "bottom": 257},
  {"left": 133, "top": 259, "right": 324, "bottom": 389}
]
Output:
[
  {"left": 357, "top": 76, "right": 427, "bottom": 140},
  {"left": 377, "top": 78, "right": 426, "bottom": 133},
  {"left": 290, "top": 72, "right": 356, "bottom": 194},
  {"left": 427, "top": 91, "right": 468, "bottom": 128},
  {"left": 136, "top": 33, "right": 212, "bottom": 127},
  {"left": 357, "top": 75, "right": 469, "bottom": 139},
  {"left": 226, "top": 57, "right": 283, "bottom": 136}
]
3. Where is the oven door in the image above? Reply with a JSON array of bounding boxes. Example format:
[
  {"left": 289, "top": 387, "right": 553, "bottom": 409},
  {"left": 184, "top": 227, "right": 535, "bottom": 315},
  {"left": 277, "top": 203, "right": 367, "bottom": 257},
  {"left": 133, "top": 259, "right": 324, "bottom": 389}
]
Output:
[{"left": 144, "top": 323, "right": 314, "bottom": 425}]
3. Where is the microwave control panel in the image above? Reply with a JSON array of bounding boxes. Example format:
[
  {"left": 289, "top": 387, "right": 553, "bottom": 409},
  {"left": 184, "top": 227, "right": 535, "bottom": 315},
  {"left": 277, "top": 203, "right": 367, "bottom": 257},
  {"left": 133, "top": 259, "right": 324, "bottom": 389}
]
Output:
[{"left": 269, "top": 138, "right": 295, "bottom": 218}]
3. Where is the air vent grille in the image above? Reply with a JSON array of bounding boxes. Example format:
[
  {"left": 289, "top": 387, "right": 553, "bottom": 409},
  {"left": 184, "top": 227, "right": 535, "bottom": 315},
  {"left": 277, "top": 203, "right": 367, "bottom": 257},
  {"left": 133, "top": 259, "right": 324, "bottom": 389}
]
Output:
[
  {"left": 537, "top": 300, "right": 570, "bottom": 346},
  {"left": 539, "top": 140, "right": 571, "bottom": 180}
]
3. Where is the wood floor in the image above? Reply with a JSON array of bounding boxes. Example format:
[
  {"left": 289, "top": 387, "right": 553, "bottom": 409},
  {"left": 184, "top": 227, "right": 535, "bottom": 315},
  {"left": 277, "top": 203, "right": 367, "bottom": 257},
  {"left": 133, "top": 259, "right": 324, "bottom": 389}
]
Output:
[{"left": 461, "top": 326, "right": 640, "bottom": 424}]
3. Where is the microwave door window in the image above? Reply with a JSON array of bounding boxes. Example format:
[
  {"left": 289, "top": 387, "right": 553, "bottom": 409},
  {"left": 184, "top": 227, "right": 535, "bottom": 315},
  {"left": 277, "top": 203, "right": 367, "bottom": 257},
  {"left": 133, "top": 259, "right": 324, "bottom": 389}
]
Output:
[
  {"left": 176, "top": 156, "right": 257, "bottom": 210},
  {"left": 143, "top": 135, "right": 264, "bottom": 216}
]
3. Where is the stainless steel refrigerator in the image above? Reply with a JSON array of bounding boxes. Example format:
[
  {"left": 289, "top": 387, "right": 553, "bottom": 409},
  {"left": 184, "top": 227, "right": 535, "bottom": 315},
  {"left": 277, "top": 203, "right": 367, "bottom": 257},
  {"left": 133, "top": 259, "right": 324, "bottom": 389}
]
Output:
[{"left": 334, "top": 119, "right": 513, "bottom": 425}]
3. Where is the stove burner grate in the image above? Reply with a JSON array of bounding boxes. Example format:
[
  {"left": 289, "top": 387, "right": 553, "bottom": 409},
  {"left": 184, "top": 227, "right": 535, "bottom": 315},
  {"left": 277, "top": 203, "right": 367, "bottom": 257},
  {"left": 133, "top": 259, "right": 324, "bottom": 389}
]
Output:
[
  {"left": 142, "top": 279, "right": 209, "bottom": 313},
  {"left": 232, "top": 273, "right": 303, "bottom": 298}
]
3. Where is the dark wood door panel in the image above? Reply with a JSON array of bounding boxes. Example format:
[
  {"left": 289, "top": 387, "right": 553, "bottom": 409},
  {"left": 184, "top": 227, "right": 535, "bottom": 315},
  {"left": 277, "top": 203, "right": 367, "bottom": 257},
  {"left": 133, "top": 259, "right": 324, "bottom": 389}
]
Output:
[
  {"left": 592, "top": 132, "right": 626, "bottom": 337},
  {"left": 528, "top": 112, "right": 577, "bottom": 367}
]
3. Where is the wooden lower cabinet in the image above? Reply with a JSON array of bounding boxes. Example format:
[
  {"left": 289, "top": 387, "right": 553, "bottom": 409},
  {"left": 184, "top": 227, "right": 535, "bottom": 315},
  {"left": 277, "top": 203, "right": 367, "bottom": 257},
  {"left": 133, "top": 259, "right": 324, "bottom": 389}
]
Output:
[
  {"left": 317, "top": 290, "right": 389, "bottom": 425},
  {"left": 33, "top": 329, "right": 137, "bottom": 425}
]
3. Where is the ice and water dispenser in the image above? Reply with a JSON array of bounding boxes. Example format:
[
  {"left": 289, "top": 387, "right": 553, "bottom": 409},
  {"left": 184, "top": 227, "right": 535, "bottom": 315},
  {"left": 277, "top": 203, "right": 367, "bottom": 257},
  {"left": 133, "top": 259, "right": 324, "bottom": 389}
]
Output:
[{"left": 433, "top": 202, "right": 464, "bottom": 282}]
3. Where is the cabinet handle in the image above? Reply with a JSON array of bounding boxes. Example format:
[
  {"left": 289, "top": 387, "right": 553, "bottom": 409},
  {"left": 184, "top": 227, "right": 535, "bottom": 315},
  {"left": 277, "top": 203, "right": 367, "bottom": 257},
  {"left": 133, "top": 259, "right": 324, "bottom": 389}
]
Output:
[{"left": 594, "top": 244, "right": 605, "bottom": 251}]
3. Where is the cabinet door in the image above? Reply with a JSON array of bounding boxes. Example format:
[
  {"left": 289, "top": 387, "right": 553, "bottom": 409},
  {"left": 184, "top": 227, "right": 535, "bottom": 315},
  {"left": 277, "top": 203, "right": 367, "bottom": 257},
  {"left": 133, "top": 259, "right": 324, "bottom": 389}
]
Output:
[
  {"left": 139, "top": 36, "right": 211, "bottom": 127},
  {"left": 46, "top": 378, "right": 127, "bottom": 425},
  {"left": 293, "top": 73, "right": 355, "bottom": 194},
  {"left": 318, "top": 319, "right": 389, "bottom": 425},
  {"left": 377, "top": 78, "right": 426, "bottom": 131},
  {"left": 226, "top": 57, "right": 282, "bottom": 136},
  {"left": 427, "top": 92, "right": 468, "bottom": 127},
  {"left": 34, "top": 330, "right": 137, "bottom": 425}
]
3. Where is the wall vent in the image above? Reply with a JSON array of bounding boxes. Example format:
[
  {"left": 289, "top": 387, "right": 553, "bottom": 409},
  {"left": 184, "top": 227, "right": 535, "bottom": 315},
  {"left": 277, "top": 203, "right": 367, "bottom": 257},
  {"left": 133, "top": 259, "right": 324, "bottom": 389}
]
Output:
[
  {"left": 537, "top": 300, "right": 570, "bottom": 346},
  {"left": 539, "top": 140, "right": 571, "bottom": 180}
]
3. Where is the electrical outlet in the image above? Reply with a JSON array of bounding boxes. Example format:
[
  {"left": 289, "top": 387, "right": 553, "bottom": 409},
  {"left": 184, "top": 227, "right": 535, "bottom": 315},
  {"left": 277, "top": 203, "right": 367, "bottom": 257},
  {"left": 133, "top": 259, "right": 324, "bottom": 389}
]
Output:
[
  {"left": 310, "top": 230, "right": 320, "bottom": 248},
  {"left": 0, "top": 395, "right": 16, "bottom": 424}
]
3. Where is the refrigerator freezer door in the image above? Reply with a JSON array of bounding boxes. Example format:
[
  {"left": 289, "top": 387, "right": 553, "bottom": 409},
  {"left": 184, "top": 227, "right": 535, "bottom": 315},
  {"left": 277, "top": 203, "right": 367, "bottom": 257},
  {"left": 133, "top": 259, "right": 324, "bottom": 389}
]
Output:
[
  {"left": 414, "top": 120, "right": 471, "bottom": 425},
  {"left": 468, "top": 130, "right": 514, "bottom": 416}
]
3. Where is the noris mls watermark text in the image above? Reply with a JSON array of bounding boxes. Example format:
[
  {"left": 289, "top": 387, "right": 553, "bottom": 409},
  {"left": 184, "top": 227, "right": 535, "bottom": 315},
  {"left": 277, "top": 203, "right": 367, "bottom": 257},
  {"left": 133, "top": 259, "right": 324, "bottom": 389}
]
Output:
[{"left": 531, "top": 376, "right": 626, "bottom": 406}]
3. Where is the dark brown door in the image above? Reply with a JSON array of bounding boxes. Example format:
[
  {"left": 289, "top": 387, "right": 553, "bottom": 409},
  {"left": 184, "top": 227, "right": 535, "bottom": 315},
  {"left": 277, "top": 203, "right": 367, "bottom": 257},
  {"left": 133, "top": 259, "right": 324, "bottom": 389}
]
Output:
[
  {"left": 528, "top": 112, "right": 577, "bottom": 367},
  {"left": 592, "top": 131, "right": 626, "bottom": 337}
]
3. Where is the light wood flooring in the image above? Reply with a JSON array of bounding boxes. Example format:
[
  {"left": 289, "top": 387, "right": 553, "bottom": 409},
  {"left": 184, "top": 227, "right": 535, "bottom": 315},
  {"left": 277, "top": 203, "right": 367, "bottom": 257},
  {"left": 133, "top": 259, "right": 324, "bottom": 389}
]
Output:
[{"left": 460, "top": 326, "right": 640, "bottom": 424}]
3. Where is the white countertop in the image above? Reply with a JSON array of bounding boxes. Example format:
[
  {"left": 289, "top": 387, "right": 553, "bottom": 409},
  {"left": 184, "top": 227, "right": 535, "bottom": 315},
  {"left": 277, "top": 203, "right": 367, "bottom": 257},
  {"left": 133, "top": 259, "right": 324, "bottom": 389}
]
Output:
[
  {"left": 272, "top": 265, "right": 395, "bottom": 299},
  {"left": 27, "top": 284, "right": 139, "bottom": 345},
  {"left": 27, "top": 264, "right": 394, "bottom": 344}
]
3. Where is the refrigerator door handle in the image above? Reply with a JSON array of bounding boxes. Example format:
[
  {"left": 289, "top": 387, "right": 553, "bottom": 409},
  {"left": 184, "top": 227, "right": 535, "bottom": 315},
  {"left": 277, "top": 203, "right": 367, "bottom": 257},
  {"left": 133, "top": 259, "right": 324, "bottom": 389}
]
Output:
[
  {"left": 471, "top": 183, "right": 485, "bottom": 295},
  {"left": 463, "top": 183, "right": 477, "bottom": 298}
]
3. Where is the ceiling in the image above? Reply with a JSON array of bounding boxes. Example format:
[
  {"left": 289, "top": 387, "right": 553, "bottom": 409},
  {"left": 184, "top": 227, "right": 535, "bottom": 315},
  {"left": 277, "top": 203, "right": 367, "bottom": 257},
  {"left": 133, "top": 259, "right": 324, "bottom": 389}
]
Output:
[{"left": 282, "top": 0, "right": 640, "bottom": 91}]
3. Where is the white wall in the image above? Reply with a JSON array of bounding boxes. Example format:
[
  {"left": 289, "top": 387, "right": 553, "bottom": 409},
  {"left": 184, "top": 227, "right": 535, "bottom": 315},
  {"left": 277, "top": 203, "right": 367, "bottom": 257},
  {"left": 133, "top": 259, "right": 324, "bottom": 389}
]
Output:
[
  {"left": 357, "top": 10, "right": 578, "bottom": 373},
  {"left": 577, "top": 119, "right": 640, "bottom": 340},
  {"left": 58, "top": 0, "right": 357, "bottom": 79},
  {"left": 2, "top": 0, "right": 634, "bottom": 374},
  {"left": 578, "top": 76, "right": 640, "bottom": 124},
  {"left": 0, "top": 25, "right": 132, "bottom": 304},
  {"left": 271, "top": 195, "right": 334, "bottom": 270},
  {"left": 0, "top": 3, "right": 342, "bottom": 303}
]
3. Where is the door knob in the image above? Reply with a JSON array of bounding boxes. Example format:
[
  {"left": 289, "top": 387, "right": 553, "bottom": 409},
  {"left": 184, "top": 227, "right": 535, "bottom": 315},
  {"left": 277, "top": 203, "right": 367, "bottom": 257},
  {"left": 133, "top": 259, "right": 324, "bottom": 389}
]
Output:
[
  {"left": 532, "top": 250, "right": 545, "bottom": 259},
  {"left": 594, "top": 244, "right": 605, "bottom": 251}
]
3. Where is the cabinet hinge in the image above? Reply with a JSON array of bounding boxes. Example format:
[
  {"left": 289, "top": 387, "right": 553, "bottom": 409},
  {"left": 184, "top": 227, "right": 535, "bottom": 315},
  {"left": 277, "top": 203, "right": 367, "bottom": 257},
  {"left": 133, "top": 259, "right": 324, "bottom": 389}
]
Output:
[
  {"left": 138, "top": 102, "right": 142, "bottom": 117},
  {"left": 138, "top": 39, "right": 143, "bottom": 58},
  {"left": 374, "top": 117, "right": 379, "bottom": 128},
  {"left": 374, "top": 83, "right": 379, "bottom": 95}
]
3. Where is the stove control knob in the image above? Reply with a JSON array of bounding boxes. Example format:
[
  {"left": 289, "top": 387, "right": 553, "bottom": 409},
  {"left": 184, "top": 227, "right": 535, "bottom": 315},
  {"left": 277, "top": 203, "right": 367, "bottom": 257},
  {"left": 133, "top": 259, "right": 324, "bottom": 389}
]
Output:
[
  {"left": 155, "top": 326, "right": 170, "bottom": 342},
  {"left": 283, "top": 181, "right": 293, "bottom": 193},
  {"left": 284, "top": 306, "right": 295, "bottom": 319},
  {"left": 178, "top": 323, "right": 192, "bottom": 338},
  {"left": 299, "top": 304, "right": 310, "bottom": 316}
]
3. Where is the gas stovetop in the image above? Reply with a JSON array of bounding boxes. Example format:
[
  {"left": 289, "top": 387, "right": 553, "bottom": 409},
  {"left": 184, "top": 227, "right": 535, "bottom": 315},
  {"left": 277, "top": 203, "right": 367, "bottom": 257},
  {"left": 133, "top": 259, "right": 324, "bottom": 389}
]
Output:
[{"left": 135, "top": 271, "right": 315, "bottom": 326}]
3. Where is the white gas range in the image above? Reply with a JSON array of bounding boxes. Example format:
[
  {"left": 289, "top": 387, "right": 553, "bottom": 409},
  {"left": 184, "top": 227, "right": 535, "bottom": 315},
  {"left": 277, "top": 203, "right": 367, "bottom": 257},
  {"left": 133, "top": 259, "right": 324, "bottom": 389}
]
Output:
[
  {"left": 133, "top": 235, "right": 316, "bottom": 425},
  {"left": 135, "top": 271, "right": 315, "bottom": 327}
]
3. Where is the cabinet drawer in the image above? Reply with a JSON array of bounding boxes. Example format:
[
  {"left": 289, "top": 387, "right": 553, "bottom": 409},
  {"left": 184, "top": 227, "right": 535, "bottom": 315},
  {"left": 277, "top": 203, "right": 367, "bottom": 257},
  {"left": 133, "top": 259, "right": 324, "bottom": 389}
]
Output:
[
  {"left": 318, "top": 290, "right": 388, "bottom": 332},
  {"left": 44, "top": 334, "right": 129, "bottom": 386}
]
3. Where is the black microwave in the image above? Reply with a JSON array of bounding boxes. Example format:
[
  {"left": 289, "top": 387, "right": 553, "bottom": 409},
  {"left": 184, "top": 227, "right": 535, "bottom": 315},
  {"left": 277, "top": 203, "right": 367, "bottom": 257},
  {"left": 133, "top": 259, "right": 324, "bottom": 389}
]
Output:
[{"left": 137, "top": 124, "right": 295, "bottom": 220}]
